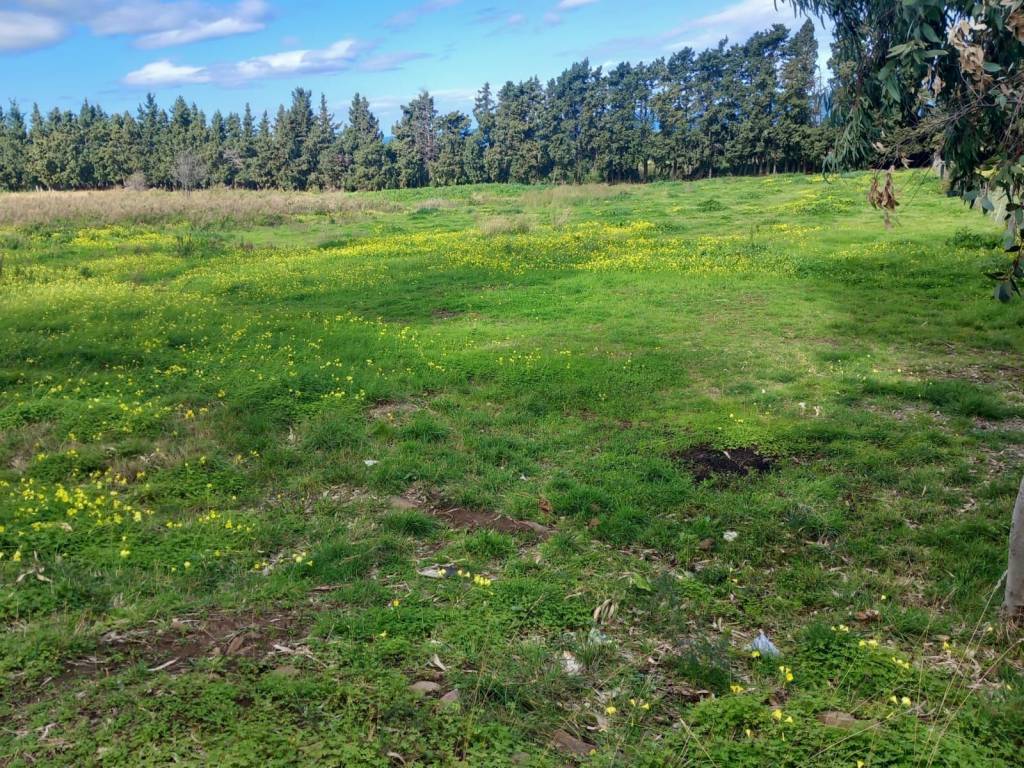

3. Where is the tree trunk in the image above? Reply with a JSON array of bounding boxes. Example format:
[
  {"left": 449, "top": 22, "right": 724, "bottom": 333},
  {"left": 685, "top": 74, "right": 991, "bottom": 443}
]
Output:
[{"left": 1004, "top": 472, "right": 1024, "bottom": 617}]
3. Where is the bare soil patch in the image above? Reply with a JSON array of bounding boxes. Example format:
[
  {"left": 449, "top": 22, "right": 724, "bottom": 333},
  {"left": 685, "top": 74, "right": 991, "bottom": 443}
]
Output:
[
  {"left": 27, "top": 609, "right": 311, "bottom": 702},
  {"left": 672, "top": 446, "right": 773, "bottom": 481},
  {"left": 392, "top": 488, "right": 552, "bottom": 537},
  {"left": 368, "top": 400, "right": 421, "bottom": 421}
]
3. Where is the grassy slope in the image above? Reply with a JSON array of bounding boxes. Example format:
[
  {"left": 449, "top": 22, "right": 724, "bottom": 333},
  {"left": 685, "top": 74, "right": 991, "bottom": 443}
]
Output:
[{"left": 1, "top": 173, "right": 1022, "bottom": 766}]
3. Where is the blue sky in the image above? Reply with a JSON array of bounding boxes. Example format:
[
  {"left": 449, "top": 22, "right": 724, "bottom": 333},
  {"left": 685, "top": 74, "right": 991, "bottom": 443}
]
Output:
[{"left": 0, "top": 0, "right": 830, "bottom": 128}]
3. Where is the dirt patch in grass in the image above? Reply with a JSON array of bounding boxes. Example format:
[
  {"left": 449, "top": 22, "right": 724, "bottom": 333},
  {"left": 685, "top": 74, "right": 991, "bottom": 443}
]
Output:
[
  {"left": 433, "top": 505, "right": 552, "bottom": 536},
  {"left": 106, "top": 609, "right": 306, "bottom": 666},
  {"left": 431, "top": 308, "right": 463, "bottom": 320},
  {"left": 368, "top": 400, "right": 421, "bottom": 421},
  {"left": 672, "top": 446, "right": 773, "bottom": 481},
  {"left": 27, "top": 609, "right": 312, "bottom": 703},
  {"left": 392, "top": 488, "right": 552, "bottom": 537},
  {"left": 973, "top": 416, "right": 1024, "bottom": 433}
]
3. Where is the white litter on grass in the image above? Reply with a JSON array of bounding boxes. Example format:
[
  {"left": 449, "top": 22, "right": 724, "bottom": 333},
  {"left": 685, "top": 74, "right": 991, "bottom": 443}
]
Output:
[
  {"left": 363, "top": 459, "right": 379, "bottom": 466},
  {"left": 561, "top": 651, "right": 583, "bottom": 675},
  {"left": 588, "top": 628, "right": 611, "bottom": 645},
  {"left": 723, "top": 530, "right": 739, "bottom": 542},
  {"left": 746, "top": 630, "right": 781, "bottom": 658}
]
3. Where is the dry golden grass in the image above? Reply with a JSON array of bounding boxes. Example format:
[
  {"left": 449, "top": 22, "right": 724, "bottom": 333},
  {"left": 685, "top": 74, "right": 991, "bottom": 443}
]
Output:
[
  {"left": 0, "top": 188, "right": 402, "bottom": 227},
  {"left": 415, "top": 198, "right": 460, "bottom": 212},
  {"left": 519, "top": 183, "right": 622, "bottom": 208},
  {"left": 477, "top": 215, "right": 533, "bottom": 236}
]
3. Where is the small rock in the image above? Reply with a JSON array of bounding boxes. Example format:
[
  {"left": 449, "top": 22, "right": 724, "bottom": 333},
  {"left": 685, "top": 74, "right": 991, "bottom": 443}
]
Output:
[
  {"left": 698, "top": 538, "right": 714, "bottom": 551},
  {"left": 817, "top": 710, "right": 871, "bottom": 730},
  {"left": 417, "top": 563, "right": 458, "bottom": 579},
  {"left": 550, "top": 729, "right": 596, "bottom": 756},
  {"left": 389, "top": 495, "right": 418, "bottom": 510},
  {"left": 723, "top": 530, "right": 739, "bottom": 542},
  {"left": 409, "top": 680, "right": 442, "bottom": 695},
  {"left": 519, "top": 520, "right": 552, "bottom": 535},
  {"left": 439, "top": 690, "right": 460, "bottom": 705}
]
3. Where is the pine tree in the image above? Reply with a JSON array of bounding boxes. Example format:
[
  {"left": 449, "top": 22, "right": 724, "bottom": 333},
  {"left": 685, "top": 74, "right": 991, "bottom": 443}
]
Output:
[
  {"left": 545, "top": 60, "right": 600, "bottom": 183},
  {"left": 653, "top": 48, "right": 698, "bottom": 179},
  {"left": 469, "top": 83, "right": 496, "bottom": 182},
  {"left": 230, "top": 104, "right": 257, "bottom": 188},
  {"left": 251, "top": 110, "right": 277, "bottom": 189},
  {"left": 392, "top": 92, "right": 437, "bottom": 188},
  {"left": 136, "top": 93, "right": 169, "bottom": 187},
  {"left": 305, "top": 94, "right": 340, "bottom": 189},
  {"left": 273, "top": 88, "right": 315, "bottom": 189},
  {"left": 431, "top": 111, "right": 471, "bottom": 186},
  {"left": 340, "top": 94, "right": 391, "bottom": 191},
  {"left": 727, "top": 25, "right": 788, "bottom": 175},
  {"left": 487, "top": 79, "right": 546, "bottom": 184},
  {"left": 0, "top": 24, "right": 847, "bottom": 191},
  {"left": 206, "top": 110, "right": 227, "bottom": 186},
  {"left": 776, "top": 20, "right": 821, "bottom": 172},
  {"left": 0, "top": 102, "right": 28, "bottom": 191}
]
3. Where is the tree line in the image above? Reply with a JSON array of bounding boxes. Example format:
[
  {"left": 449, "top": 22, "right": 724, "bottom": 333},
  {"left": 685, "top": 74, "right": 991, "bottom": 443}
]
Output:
[{"left": 0, "top": 21, "right": 836, "bottom": 192}]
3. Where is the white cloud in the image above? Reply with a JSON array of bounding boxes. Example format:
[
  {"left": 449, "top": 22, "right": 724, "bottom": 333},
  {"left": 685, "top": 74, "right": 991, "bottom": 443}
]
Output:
[
  {"left": 230, "top": 38, "right": 362, "bottom": 80},
  {"left": 0, "top": 11, "right": 65, "bottom": 51},
  {"left": 359, "top": 51, "right": 428, "bottom": 72},
  {"left": 386, "top": 0, "right": 461, "bottom": 29},
  {"left": 120, "top": 35, "right": 430, "bottom": 88},
  {"left": 134, "top": 1, "right": 268, "bottom": 48},
  {"left": 665, "top": 0, "right": 805, "bottom": 51},
  {"left": 2, "top": 0, "right": 269, "bottom": 51},
  {"left": 122, "top": 58, "right": 210, "bottom": 85},
  {"left": 545, "top": 0, "right": 597, "bottom": 26},
  {"left": 693, "top": 0, "right": 789, "bottom": 28},
  {"left": 581, "top": 0, "right": 831, "bottom": 73},
  {"left": 90, "top": 1, "right": 205, "bottom": 36}
]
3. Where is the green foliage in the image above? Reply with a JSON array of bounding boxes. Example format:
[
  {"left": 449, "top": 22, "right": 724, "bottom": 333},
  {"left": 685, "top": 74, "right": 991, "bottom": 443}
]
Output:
[{"left": 786, "top": 0, "right": 1024, "bottom": 298}]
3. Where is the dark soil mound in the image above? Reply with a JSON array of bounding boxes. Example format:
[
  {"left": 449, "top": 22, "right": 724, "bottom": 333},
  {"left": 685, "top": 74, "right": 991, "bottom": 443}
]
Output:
[{"left": 673, "top": 446, "right": 773, "bottom": 481}]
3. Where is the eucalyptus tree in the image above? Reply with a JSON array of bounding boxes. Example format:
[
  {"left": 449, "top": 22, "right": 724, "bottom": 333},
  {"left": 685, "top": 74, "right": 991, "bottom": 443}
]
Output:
[{"left": 784, "top": 0, "right": 1024, "bottom": 616}]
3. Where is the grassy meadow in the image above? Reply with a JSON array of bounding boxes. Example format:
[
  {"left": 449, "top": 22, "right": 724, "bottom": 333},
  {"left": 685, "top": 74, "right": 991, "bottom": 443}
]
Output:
[{"left": 1, "top": 173, "right": 1023, "bottom": 766}]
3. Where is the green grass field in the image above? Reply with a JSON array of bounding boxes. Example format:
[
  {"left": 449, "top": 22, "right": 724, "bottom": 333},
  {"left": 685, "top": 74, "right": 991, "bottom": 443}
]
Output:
[{"left": 1, "top": 173, "right": 1022, "bottom": 766}]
